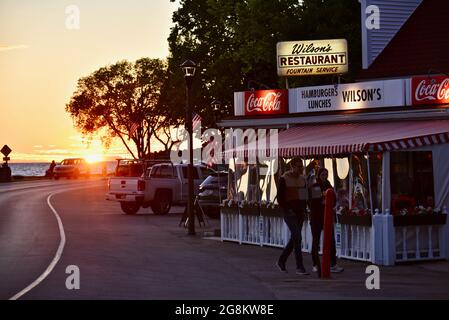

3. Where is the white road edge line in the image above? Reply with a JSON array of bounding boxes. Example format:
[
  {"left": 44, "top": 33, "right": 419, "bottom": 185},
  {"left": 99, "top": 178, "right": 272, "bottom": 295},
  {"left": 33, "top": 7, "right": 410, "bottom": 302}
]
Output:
[{"left": 8, "top": 183, "right": 103, "bottom": 300}]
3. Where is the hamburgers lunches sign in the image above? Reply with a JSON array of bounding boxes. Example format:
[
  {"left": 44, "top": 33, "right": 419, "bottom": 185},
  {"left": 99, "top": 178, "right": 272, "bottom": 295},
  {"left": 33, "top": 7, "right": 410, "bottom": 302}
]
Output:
[
  {"left": 290, "top": 79, "right": 406, "bottom": 113},
  {"left": 277, "top": 39, "right": 348, "bottom": 77}
]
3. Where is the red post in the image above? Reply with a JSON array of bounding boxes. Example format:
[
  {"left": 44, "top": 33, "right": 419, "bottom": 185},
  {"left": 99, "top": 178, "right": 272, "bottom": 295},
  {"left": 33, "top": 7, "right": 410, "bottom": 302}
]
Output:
[{"left": 321, "top": 188, "right": 336, "bottom": 279}]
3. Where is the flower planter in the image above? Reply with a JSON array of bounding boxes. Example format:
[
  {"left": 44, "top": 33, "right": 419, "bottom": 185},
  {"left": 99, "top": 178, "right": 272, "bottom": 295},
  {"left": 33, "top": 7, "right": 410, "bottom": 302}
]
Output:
[
  {"left": 393, "top": 214, "right": 447, "bottom": 227},
  {"left": 220, "top": 207, "right": 239, "bottom": 215},
  {"left": 239, "top": 207, "right": 260, "bottom": 216},
  {"left": 260, "top": 207, "right": 284, "bottom": 217},
  {"left": 337, "top": 214, "right": 372, "bottom": 226}
]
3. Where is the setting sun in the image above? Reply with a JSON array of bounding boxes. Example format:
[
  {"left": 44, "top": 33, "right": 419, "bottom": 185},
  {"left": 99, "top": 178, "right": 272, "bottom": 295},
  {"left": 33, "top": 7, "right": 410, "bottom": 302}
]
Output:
[{"left": 84, "top": 154, "right": 104, "bottom": 164}]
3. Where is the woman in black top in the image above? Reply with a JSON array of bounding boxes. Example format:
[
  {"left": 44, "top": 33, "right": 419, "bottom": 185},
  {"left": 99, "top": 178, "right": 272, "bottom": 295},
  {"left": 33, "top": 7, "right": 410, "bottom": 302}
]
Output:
[{"left": 310, "top": 168, "right": 344, "bottom": 274}]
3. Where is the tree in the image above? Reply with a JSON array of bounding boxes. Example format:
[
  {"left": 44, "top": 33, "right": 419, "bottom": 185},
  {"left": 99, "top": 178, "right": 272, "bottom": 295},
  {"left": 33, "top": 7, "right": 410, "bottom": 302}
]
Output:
[
  {"left": 164, "top": 0, "right": 361, "bottom": 125},
  {"left": 66, "top": 58, "right": 169, "bottom": 159}
]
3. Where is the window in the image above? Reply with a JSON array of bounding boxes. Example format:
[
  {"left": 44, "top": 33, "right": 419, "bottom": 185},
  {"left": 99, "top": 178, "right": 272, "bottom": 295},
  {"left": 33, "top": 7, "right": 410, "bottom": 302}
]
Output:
[
  {"left": 129, "top": 164, "right": 144, "bottom": 177},
  {"left": 351, "top": 154, "right": 370, "bottom": 212},
  {"left": 150, "top": 166, "right": 160, "bottom": 178},
  {"left": 199, "top": 166, "right": 214, "bottom": 179},
  {"left": 234, "top": 161, "right": 251, "bottom": 202},
  {"left": 159, "top": 165, "right": 174, "bottom": 178},
  {"left": 330, "top": 154, "right": 375, "bottom": 214},
  {"left": 369, "top": 152, "right": 383, "bottom": 212},
  {"left": 390, "top": 151, "right": 434, "bottom": 214},
  {"left": 62, "top": 159, "right": 76, "bottom": 165},
  {"left": 259, "top": 159, "right": 280, "bottom": 204},
  {"left": 332, "top": 156, "right": 350, "bottom": 210},
  {"left": 182, "top": 167, "right": 199, "bottom": 179},
  {"left": 115, "top": 160, "right": 144, "bottom": 177}
]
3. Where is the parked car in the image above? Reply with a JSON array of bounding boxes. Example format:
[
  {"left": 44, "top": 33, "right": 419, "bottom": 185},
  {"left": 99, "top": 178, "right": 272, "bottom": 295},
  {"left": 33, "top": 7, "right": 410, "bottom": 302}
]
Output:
[
  {"left": 53, "top": 158, "right": 90, "bottom": 179},
  {"left": 197, "top": 171, "right": 228, "bottom": 219},
  {"left": 106, "top": 162, "right": 214, "bottom": 215}
]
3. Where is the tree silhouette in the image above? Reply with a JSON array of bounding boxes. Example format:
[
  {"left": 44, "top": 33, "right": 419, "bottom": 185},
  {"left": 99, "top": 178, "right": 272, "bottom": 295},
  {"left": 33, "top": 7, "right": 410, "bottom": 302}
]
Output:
[
  {"left": 164, "top": 0, "right": 361, "bottom": 124},
  {"left": 66, "top": 58, "right": 174, "bottom": 159}
]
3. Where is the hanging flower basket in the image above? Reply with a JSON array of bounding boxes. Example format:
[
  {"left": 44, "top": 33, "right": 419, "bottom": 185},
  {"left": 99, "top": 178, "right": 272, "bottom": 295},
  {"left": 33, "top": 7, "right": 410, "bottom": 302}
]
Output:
[
  {"left": 260, "top": 207, "right": 284, "bottom": 217},
  {"left": 220, "top": 199, "right": 239, "bottom": 215},
  {"left": 337, "top": 214, "right": 372, "bottom": 226},
  {"left": 258, "top": 201, "right": 283, "bottom": 217},
  {"left": 220, "top": 207, "right": 239, "bottom": 215},
  {"left": 239, "top": 201, "right": 260, "bottom": 216}
]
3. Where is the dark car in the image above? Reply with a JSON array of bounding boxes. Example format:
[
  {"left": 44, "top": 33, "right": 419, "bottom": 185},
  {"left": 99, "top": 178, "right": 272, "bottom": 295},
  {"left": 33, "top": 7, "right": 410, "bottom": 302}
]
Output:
[
  {"left": 53, "top": 158, "right": 90, "bottom": 179},
  {"left": 197, "top": 171, "right": 228, "bottom": 219}
]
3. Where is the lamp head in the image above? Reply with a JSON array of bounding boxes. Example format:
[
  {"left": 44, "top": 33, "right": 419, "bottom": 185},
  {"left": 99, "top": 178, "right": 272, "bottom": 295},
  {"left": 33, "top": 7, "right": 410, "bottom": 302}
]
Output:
[
  {"left": 211, "top": 99, "right": 222, "bottom": 111},
  {"left": 180, "top": 60, "right": 196, "bottom": 78}
]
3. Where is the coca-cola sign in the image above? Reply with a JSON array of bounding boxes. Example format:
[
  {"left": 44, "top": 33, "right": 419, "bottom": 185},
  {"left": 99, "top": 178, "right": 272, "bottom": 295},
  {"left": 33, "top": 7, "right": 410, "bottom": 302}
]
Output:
[
  {"left": 244, "top": 89, "right": 288, "bottom": 116},
  {"left": 412, "top": 76, "right": 449, "bottom": 105}
]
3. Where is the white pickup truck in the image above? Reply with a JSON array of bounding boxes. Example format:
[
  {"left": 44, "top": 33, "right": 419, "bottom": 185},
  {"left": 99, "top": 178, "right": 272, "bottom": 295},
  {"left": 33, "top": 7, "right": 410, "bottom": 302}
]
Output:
[{"left": 106, "top": 161, "right": 214, "bottom": 215}]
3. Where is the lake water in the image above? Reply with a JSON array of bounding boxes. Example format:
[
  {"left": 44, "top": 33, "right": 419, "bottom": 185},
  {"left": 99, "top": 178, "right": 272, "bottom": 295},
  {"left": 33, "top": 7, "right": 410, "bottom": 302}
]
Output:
[{"left": 8, "top": 161, "right": 118, "bottom": 177}]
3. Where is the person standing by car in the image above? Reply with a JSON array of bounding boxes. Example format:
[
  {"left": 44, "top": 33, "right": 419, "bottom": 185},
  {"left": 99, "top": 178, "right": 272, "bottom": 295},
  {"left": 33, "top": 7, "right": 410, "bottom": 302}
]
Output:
[
  {"left": 45, "top": 160, "right": 56, "bottom": 178},
  {"left": 276, "top": 158, "right": 309, "bottom": 275},
  {"left": 310, "top": 167, "right": 344, "bottom": 274}
]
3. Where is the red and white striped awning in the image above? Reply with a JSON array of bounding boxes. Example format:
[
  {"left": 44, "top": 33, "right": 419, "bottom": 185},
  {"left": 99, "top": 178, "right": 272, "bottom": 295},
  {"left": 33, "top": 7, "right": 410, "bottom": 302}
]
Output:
[{"left": 226, "top": 120, "right": 449, "bottom": 158}]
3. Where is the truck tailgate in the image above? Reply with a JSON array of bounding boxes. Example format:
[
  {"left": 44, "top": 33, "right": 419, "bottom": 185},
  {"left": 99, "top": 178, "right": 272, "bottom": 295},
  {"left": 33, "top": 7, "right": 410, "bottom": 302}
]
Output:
[{"left": 109, "top": 177, "right": 140, "bottom": 193}]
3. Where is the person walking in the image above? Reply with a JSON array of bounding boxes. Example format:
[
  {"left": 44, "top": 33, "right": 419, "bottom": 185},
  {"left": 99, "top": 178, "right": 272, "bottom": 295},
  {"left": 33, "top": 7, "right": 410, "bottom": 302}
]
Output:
[
  {"left": 276, "top": 158, "right": 309, "bottom": 275},
  {"left": 310, "top": 167, "right": 344, "bottom": 274}
]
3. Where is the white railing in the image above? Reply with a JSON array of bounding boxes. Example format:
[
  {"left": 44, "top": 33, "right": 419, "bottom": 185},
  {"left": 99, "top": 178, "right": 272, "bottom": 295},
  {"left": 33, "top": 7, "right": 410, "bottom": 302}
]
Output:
[
  {"left": 261, "top": 215, "right": 289, "bottom": 248},
  {"left": 221, "top": 209, "right": 316, "bottom": 251},
  {"left": 395, "top": 225, "right": 442, "bottom": 261},
  {"left": 381, "top": 207, "right": 449, "bottom": 265},
  {"left": 241, "top": 214, "right": 261, "bottom": 245},
  {"left": 220, "top": 210, "right": 240, "bottom": 243},
  {"left": 338, "top": 223, "right": 373, "bottom": 262},
  {"left": 221, "top": 207, "right": 449, "bottom": 266},
  {"left": 301, "top": 218, "right": 314, "bottom": 253}
]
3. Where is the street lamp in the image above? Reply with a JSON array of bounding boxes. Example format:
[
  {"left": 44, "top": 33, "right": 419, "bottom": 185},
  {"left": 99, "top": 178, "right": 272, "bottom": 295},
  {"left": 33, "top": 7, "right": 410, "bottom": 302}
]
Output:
[
  {"left": 181, "top": 59, "right": 196, "bottom": 235},
  {"left": 211, "top": 99, "right": 221, "bottom": 112},
  {"left": 211, "top": 99, "right": 221, "bottom": 124}
]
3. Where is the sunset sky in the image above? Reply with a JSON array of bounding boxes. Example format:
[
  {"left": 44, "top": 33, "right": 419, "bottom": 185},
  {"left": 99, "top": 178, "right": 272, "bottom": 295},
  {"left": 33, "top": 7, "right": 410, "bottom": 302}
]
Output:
[{"left": 0, "top": 0, "right": 178, "bottom": 163}]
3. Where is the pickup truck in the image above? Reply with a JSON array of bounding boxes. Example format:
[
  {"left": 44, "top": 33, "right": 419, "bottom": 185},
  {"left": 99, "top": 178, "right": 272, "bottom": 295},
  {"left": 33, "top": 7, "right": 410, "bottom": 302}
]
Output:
[{"left": 106, "top": 161, "right": 215, "bottom": 215}]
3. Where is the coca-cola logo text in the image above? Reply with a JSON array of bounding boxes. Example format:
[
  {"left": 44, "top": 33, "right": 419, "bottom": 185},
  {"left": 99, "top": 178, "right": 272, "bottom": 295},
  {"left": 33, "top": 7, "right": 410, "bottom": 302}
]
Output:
[
  {"left": 244, "top": 90, "right": 288, "bottom": 115},
  {"left": 413, "top": 76, "right": 449, "bottom": 105}
]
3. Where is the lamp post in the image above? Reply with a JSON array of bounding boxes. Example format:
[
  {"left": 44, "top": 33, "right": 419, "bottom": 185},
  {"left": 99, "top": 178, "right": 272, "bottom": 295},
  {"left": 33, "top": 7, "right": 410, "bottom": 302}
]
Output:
[
  {"left": 211, "top": 99, "right": 221, "bottom": 125},
  {"left": 181, "top": 59, "right": 196, "bottom": 235}
]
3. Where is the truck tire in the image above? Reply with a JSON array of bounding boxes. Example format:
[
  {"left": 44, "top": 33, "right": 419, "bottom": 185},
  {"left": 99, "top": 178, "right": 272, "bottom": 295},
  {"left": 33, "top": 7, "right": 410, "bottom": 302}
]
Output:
[
  {"left": 151, "top": 191, "right": 172, "bottom": 215},
  {"left": 120, "top": 202, "right": 140, "bottom": 215}
]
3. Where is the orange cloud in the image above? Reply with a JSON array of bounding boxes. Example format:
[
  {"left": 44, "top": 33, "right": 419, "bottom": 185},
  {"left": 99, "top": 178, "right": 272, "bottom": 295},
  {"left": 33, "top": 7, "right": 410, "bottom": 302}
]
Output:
[{"left": 0, "top": 45, "right": 28, "bottom": 52}]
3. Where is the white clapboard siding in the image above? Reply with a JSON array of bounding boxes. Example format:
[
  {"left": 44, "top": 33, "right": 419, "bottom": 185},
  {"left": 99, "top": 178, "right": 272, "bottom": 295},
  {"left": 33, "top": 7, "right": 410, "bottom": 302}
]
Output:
[{"left": 361, "top": 0, "right": 422, "bottom": 69}]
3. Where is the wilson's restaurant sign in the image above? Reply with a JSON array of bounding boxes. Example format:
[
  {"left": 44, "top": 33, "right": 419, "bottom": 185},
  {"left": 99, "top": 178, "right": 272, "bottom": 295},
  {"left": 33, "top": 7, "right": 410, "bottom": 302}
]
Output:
[{"left": 277, "top": 39, "right": 348, "bottom": 77}]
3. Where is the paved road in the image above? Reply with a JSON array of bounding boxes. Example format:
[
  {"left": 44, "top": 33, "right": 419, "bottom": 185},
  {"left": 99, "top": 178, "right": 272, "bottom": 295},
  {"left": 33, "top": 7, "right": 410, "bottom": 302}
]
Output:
[
  {"left": 0, "top": 179, "right": 104, "bottom": 299},
  {"left": 1, "top": 180, "right": 448, "bottom": 299}
]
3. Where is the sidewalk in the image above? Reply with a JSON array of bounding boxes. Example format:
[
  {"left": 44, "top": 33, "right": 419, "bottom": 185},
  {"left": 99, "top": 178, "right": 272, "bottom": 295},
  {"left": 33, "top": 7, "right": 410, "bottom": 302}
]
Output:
[{"left": 166, "top": 207, "right": 449, "bottom": 300}]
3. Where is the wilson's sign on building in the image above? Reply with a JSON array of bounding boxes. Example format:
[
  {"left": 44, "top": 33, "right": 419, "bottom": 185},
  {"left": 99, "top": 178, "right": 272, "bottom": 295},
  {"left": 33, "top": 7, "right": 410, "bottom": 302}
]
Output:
[
  {"left": 290, "top": 79, "right": 405, "bottom": 113},
  {"left": 277, "top": 39, "right": 348, "bottom": 77}
]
